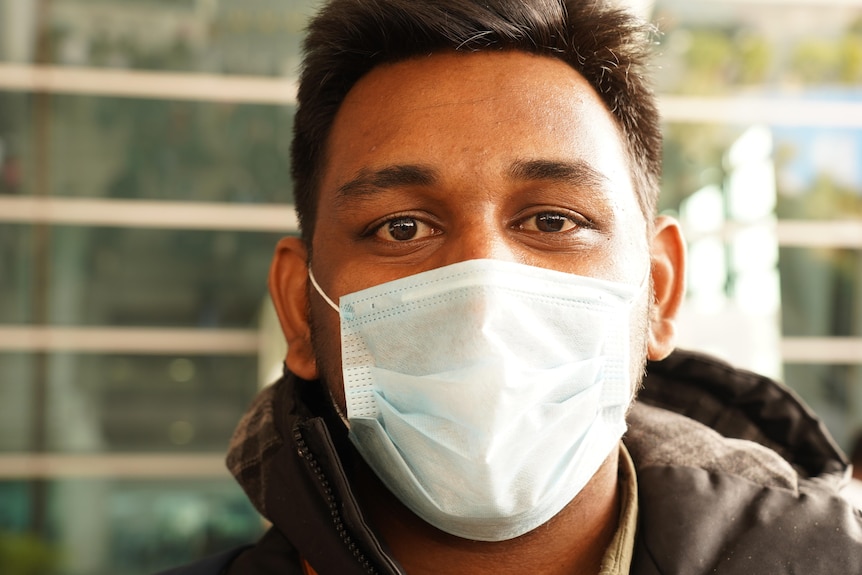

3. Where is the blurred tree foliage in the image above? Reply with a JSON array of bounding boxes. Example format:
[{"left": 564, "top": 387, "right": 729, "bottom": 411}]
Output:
[
  {"left": 776, "top": 173, "right": 862, "bottom": 220},
  {"left": 660, "top": 15, "right": 862, "bottom": 94},
  {"left": 659, "top": 27, "right": 773, "bottom": 95},
  {"left": 792, "top": 16, "right": 862, "bottom": 84}
]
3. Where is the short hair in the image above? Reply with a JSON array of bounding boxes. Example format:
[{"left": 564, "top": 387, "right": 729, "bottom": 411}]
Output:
[{"left": 291, "top": 0, "right": 661, "bottom": 242}]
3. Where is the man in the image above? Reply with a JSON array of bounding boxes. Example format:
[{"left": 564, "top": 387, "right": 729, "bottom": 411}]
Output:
[{"left": 161, "top": 0, "right": 862, "bottom": 573}]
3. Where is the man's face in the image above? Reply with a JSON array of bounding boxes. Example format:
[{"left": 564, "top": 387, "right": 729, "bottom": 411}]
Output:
[{"left": 305, "top": 51, "right": 654, "bottom": 408}]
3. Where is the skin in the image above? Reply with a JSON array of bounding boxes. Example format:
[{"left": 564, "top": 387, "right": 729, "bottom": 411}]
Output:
[{"left": 270, "top": 51, "right": 686, "bottom": 574}]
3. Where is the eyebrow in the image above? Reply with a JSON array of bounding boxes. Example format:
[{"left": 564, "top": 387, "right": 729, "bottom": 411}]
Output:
[
  {"left": 335, "top": 165, "right": 438, "bottom": 201},
  {"left": 332, "top": 158, "right": 612, "bottom": 206},
  {"left": 508, "top": 159, "right": 611, "bottom": 188}
]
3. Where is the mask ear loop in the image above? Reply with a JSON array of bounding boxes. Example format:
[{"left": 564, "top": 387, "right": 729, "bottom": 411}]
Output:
[
  {"left": 308, "top": 268, "right": 340, "bottom": 313},
  {"left": 307, "top": 268, "right": 351, "bottom": 427}
]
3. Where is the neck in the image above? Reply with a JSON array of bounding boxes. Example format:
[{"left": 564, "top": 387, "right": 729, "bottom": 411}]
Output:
[{"left": 355, "top": 450, "right": 622, "bottom": 575}]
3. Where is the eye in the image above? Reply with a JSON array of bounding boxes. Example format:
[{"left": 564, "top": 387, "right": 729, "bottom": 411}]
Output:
[
  {"left": 374, "top": 216, "right": 440, "bottom": 242},
  {"left": 517, "top": 211, "right": 581, "bottom": 233}
]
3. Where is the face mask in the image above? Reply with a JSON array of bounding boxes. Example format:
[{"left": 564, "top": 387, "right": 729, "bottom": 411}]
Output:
[{"left": 309, "top": 258, "right": 646, "bottom": 542}]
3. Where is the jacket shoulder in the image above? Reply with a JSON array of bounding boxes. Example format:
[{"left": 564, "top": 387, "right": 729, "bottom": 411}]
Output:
[
  {"left": 630, "top": 350, "right": 862, "bottom": 574},
  {"left": 641, "top": 349, "right": 848, "bottom": 483},
  {"left": 632, "top": 464, "right": 862, "bottom": 574}
]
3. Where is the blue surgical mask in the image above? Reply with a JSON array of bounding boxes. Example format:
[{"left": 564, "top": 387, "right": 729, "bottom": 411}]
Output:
[{"left": 310, "top": 259, "right": 646, "bottom": 542}]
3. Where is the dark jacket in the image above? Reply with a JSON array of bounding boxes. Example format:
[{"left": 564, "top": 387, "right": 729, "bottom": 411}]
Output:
[{"left": 160, "top": 350, "right": 862, "bottom": 574}]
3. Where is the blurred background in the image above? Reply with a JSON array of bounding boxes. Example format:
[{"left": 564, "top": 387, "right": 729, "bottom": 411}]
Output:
[{"left": 0, "top": 0, "right": 861, "bottom": 573}]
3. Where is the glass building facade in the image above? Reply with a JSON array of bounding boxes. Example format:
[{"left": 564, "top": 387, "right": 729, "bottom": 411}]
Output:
[
  {"left": 1, "top": 0, "right": 861, "bottom": 573},
  {"left": 1, "top": 0, "right": 308, "bottom": 572}
]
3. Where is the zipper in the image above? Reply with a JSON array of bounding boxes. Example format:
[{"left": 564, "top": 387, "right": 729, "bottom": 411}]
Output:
[{"left": 294, "top": 428, "right": 382, "bottom": 575}]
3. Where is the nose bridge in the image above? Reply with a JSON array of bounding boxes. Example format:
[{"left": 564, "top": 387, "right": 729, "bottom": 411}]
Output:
[{"left": 451, "top": 220, "right": 517, "bottom": 265}]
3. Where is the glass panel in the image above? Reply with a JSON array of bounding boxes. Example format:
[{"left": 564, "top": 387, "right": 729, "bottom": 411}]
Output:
[
  {"left": 0, "top": 354, "right": 35, "bottom": 451},
  {"left": 0, "top": 479, "right": 264, "bottom": 575},
  {"left": 0, "top": 223, "right": 33, "bottom": 324},
  {"left": 0, "top": 353, "right": 260, "bottom": 453},
  {"left": 783, "top": 363, "right": 862, "bottom": 452},
  {"left": 1, "top": 0, "right": 319, "bottom": 77},
  {"left": 0, "top": 93, "right": 28, "bottom": 196},
  {"left": 0, "top": 92, "right": 295, "bottom": 203},
  {"left": 0, "top": 225, "right": 282, "bottom": 327},
  {"left": 779, "top": 247, "right": 862, "bottom": 338}
]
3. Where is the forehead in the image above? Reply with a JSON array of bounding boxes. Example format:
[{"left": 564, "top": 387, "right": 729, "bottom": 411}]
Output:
[{"left": 319, "top": 50, "right": 636, "bottom": 215}]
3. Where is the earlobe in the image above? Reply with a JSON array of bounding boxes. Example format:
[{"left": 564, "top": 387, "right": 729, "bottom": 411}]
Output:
[
  {"left": 647, "top": 215, "right": 687, "bottom": 361},
  {"left": 268, "top": 237, "right": 319, "bottom": 380}
]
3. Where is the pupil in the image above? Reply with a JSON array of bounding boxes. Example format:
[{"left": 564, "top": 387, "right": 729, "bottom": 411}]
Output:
[
  {"left": 389, "top": 218, "right": 418, "bottom": 241},
  {"left": 536, "top": 213, "right": 566, "bottom": 232}
]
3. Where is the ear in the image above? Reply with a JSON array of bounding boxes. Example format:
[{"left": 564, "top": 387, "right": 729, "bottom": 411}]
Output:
[
  {"left": 268, "top": 237, "right": 319, "bottom": 380},
  {"left": 647, "top": 215, "right": 686, "bottom": 361}
]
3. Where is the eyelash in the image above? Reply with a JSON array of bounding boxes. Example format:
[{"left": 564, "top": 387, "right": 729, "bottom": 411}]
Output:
[
  {"left": 518, "top": 210, "right": 593, "bottom": 232},
  {"left": 363, "top": 213, "right": 439, "bottom": 240}
]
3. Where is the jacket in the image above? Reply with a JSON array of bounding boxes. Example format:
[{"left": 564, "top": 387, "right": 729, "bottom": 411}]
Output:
[{"left": 159, "top": 350, "right": 862, "bottom": 574}]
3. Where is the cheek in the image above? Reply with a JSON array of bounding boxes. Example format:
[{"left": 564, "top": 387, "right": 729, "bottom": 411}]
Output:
[{"left": 627, "top": 284, "right": 652, "bottom": 393}]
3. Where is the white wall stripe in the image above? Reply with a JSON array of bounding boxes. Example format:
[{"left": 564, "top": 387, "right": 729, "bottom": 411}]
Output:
[
  {"left": 0, "top": 454, "right": 229, "bottom": 479},
  {"left": 0, "top": 196, "right": 299, "bottom": 233},
  {"left": 0, "top": 326, "right": 259, "bottom": 354},
  {"left": 683, "top": 219, "right": 862, "bottom": 249},
  {"left": 3, "top": 196, "right": 861, "bottom": 249},
  {"left": 781, "top": 337, "right": 862, "bottom": 364},
  {"left": 0, "top": 63, "right": 297, "bottom": 105},
  {"left": 0, "top": 327, "right": 859, "bottom": 365},
  {"left": 775, "top": 220, "right": 862, "bottom": 249},
  {"left": 659, "top": 96, "right": 862, "bottom": 128},
  {"left": 2, "top": 64, "right": 862, "bottom": 127}
]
